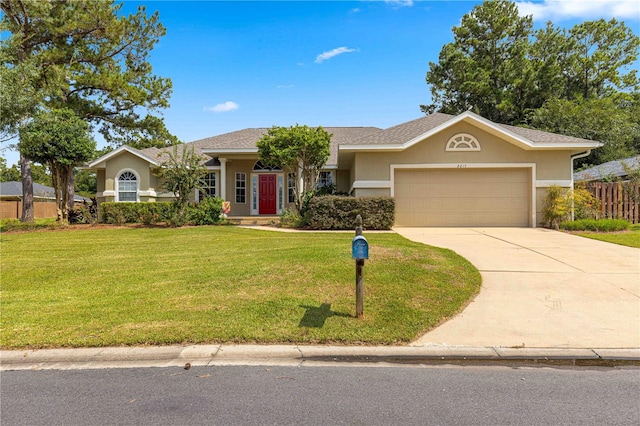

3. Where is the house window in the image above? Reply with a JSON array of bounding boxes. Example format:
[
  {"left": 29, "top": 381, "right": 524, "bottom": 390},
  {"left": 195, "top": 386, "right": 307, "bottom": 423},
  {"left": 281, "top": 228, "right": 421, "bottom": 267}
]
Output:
[
  {"left": 200, "top": 172, "right": 216, "bottom": 199},
  {"left": 287, "top": 173, "right": 296, "bottom": 203},
  {"left": 318, "top": 171, "right": 333, "bottom": 188},
  {"left": 117, "top": 171, "right": 137, "bottom": 202},
  {"left": 278, "top": 175, "right": 284, "bottom": 211},
  {"left": 235, "top": 172, "right": 246, "bottom": 203},
  {"left": 446, "top": 133, "right": 481, "bottom": 151},
  {"left": 253, "top": 161, "right": 282, "bottom": 171}
]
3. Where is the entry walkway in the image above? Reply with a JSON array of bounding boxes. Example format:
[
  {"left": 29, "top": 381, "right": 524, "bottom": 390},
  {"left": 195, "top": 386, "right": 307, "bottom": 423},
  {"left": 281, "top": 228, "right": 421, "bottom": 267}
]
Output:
[{"left": 395, "top": 227, "right": 640, "bottom": 349}]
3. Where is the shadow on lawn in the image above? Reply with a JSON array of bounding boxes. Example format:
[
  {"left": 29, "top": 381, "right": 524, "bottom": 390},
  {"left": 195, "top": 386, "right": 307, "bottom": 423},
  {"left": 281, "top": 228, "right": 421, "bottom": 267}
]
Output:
[{"left": 298, "top": 303, "right": 351, "bottom": 328}]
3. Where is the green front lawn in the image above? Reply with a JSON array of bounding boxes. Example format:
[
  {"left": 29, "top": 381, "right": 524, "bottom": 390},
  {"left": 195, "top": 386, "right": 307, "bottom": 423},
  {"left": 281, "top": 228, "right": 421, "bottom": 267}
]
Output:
[
  {"left": 576, "top": 224, "right": 640, "bottom": 248},
  {"left": 0, "top": 226, "right": 480, "bottom": 349}
]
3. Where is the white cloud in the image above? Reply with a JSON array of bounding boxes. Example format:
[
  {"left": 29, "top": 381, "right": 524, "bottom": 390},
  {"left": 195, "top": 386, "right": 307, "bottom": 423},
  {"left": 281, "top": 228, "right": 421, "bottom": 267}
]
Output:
[
  {"left": 204, "top": 101, "right": 239, "bottom": 113},
  {"left": 515, "top": 0, "right": 640, "bottom": 21},
  {"left": 385, "top": 0, "right": 413, "bottom": 7},
  {"left": 276, "top": 84, "right": 294, "bottom": 89},
  {"left": 315, "top": 47, "right": 357, "bottom": 64}
]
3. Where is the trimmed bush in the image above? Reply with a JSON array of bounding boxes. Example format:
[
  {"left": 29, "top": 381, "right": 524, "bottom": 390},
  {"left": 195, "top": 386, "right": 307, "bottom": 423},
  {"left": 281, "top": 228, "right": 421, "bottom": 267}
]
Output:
[
  {"left": 305, "top": 196, "right": 395, "bottom": 230},
  {"left": 100, "top": 202, "right": 173, "bottom": 224},
  {"left": 188, "top": 197, "right": 224, "bottom": 225},
  {"left": 560, "top": 218, "right": 630, "bottom": 232}
]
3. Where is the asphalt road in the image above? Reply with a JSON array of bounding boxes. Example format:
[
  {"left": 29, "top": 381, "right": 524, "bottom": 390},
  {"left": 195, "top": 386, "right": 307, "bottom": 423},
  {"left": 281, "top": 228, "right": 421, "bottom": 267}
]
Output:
[{"left": 2, "top": 365, "right": 638, "bottom": 425}]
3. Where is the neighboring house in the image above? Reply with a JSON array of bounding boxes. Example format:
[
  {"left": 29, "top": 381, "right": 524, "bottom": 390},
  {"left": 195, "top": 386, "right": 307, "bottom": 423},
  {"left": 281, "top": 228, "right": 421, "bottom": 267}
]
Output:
[
  {"left": 85, "top": 111, "right": 601, "bottom": 227},
  {"left": 0, "top": 181, "right": 87, "bottom": 203},
  {"left": 573, "top": 155, "right": 640, "bottom": 182}
]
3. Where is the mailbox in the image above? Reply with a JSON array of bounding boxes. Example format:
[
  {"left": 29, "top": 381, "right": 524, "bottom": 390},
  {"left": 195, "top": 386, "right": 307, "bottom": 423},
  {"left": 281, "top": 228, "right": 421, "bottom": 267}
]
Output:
[{"left": 352, "top": 235, "right": 369, "bottom": 260}]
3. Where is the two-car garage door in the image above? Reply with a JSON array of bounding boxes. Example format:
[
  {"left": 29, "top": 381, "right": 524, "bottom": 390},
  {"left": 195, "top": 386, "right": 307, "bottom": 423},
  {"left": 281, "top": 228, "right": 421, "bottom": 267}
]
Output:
[{"left": 394, "top": 168, "right": 531, "bottom": 227}]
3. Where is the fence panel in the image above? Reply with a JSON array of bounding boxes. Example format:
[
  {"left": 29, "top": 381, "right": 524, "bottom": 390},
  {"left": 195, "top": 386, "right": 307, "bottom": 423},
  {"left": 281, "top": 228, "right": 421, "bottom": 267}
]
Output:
[
  {"left": 0, "top": 201, "right": 57, "bottom": 220},
  {"left": 589, "top": 182, "right": 639, "bottom": 224}
]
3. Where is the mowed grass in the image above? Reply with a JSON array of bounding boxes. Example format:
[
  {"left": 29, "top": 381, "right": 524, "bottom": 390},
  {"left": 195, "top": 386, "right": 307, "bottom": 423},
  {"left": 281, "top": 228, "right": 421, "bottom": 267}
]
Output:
[
  {"left": 576, "top": 224, "right": 640, "bottom": 248},
  {"left": 0, "top": 226, "right": 480, "bottom": 349}
]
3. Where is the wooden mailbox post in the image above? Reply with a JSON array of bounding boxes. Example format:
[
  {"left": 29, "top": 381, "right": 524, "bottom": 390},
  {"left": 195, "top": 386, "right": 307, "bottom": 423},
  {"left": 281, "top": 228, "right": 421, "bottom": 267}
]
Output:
[{"left": 352, "top": 215, "right": 368, "bottom": 318}]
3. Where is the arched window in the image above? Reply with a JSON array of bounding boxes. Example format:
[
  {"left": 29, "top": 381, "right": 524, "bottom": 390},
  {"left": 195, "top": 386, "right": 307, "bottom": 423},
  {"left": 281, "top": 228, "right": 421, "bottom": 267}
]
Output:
[
  {"left": 117, "top": 171, "right": 138, "bottom": 202},
  {"left": 253, "top": 161, "right": 282, "bottom": 171},
  {"left": 446, "top": 133, "right": 481, "bottom": 151}
]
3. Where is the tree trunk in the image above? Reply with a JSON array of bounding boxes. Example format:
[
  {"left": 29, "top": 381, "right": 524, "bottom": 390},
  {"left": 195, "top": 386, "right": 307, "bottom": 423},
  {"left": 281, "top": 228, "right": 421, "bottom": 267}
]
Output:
[
  {"left": 67, "top": 171, "right": 75, "bottom": 213},
  {"left": 20, "top": 154, "right": 34, "bottom": 223}
]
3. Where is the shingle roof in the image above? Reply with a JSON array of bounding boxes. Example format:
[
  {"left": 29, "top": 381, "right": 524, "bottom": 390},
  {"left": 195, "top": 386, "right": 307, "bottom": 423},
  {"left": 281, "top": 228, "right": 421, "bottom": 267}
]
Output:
[
  {"left": 142, "top": 127, "right": 382, "bottom": 167},
  {"left": 574, "top": 156, "right": 640, "bottom": 181},
  {"left": 345, "top": 112, "right": 599, "bottom": 146},
  {"left": 0, "top": 181, "right": 87, "bottom": 201}
]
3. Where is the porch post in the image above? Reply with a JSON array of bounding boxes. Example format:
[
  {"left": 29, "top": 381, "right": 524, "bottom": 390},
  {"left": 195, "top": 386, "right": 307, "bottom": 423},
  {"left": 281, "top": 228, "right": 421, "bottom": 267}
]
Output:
[{"left": 219, "top": 158, "right": 227, "bottom": 201}]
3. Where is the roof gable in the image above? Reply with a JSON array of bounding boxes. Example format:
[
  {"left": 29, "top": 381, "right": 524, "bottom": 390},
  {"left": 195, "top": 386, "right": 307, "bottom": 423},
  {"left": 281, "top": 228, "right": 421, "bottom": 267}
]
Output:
[
  {"left": 86, "top": 145, "right": 160, "bottom": 169},
  {"left": 340, "top": 111, "right": 602, "bottom": 152}
]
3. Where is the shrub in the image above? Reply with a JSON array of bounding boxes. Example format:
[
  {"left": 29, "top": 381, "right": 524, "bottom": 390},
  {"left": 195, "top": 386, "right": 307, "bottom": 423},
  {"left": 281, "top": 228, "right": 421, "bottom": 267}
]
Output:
[
  {"left": 542, "top": 185, "right": 597, "bottom": 229},
  {"left": 305, "top": 196, "right": 395, "bottom": 230},
  {"left": 100, "top": 202, "right": 173, "bottom": 224},
  {"left": 560, "top": 219, "right": 630, "bottom": 232},
  {"left": 188, "top": 197, "right": 224, "bottom": 225},
  {"left": 279, "top": 208, "right": 304, "bottom": 228}
]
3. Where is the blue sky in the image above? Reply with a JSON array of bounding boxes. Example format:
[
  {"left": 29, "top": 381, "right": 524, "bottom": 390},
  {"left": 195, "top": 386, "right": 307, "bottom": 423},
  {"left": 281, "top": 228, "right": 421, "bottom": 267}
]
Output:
[{"left": 3, "top": 0, "right": 639, "bottom": 166}]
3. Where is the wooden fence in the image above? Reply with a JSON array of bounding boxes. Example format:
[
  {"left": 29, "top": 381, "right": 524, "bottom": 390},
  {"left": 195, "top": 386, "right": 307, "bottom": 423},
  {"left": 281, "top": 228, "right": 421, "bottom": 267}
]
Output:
[
  {"left": 0, "top": 201, "right": 58, "bottom": 220},
  {"left": 589, "top": 182, "right": 639, "bottom": 224}
]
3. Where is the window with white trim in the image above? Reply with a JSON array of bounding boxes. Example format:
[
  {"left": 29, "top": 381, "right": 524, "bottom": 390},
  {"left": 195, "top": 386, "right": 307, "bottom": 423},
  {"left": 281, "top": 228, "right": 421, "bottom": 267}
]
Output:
[
  {"left": 235, "top": 172, "right": 246, "bottom": 203},
  {"left": 318, "top": 171, "right": 333, "bottom": 188},
  {"left": 287, "top": 173, "right": 296, "bottom": 203},
  {"left": 446, "top": 133, "right": 481, "bottom": 151},
  {"left": 200, "top": 172, "right": 216, "bottom": 199},
  {"left": 117, "top": 171, "right": 137, "bottom": 202}
]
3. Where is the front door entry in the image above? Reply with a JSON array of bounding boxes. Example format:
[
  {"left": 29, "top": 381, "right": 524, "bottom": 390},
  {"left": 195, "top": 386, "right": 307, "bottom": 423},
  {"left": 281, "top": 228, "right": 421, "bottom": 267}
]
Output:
[{"left": 259, "top": 174, "right": 276, "bottom": 214}]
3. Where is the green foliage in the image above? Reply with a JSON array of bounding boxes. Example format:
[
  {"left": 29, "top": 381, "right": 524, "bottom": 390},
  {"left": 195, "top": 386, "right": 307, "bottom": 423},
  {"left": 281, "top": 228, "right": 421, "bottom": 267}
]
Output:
[
  {"left": 257, "top": 125, "right": 331, "bottom": 212},
  {"left": 100, "top": 202, "right": 173, "bottom": 225},
  {"left": 0, "top": 218, "right": 59, "bottom": 233},
  {"left": 0, "top": 0, "right": 177, "bottom": 149},
  {"left": 560, "top": 219, "right": 630, "bottom": 232},
  {"left": 153, "top": 144, "right": 208, "bottom": 225},
  {"left": 423, "top": 0, "right": 534, "bottom": 123},
  {"left": 19, "top": 108, "right": 95, "bottom": 222},
  {"left": 279, "top": 208, "right": 304, "bottom": 228},
  {"left": 188, "top": 197, "right": 224, "bottom": 226},
  {"left": 423, "top": 2, "right": 640, "bottom": 165},
  {"left": 305, "top": 196, "right": 395, "bottom": 230},
  {"left": 0, "top": 157, "right": 20, "bottom": 182},
  {"left": 542, "top": 185, "right": 597, "bottom": 229},
  {"left": 528, "top": 96, "right": 640, "bottom": 167}
]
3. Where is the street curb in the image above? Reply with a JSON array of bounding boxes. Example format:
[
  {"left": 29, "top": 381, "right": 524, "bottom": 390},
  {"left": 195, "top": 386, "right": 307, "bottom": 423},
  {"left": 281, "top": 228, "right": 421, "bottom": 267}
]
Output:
[{"left": 2, "top": 345, "right": 639, "bottom": 371}]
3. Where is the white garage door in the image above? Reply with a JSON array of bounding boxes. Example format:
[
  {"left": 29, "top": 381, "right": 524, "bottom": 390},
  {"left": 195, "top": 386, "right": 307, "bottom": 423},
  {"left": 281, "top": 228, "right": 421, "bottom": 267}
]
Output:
[{"left": 394, "top": 168, "right": 530, "bottom": 227}]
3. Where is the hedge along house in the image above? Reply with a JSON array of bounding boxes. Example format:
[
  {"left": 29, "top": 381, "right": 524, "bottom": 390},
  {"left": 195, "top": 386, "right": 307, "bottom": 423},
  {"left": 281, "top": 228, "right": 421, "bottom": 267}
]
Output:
[{"left": 85, "top": 111, "right": 600, "bottom": 227}]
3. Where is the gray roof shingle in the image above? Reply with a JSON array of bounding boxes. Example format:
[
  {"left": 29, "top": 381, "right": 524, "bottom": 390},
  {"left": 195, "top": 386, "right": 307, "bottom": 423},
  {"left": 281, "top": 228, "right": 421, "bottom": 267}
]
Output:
[
  {"left": 345, "top": 112, "right": 599, "bottom": 146},
  {"left": 142, "top": 127, "right": 382, "bottom": 167},
  {"left": 0, "top": 181, "right": 87, "bottom": 201},
  {"left": 574, "top": 156, "right": 640, "bottom": 181}
]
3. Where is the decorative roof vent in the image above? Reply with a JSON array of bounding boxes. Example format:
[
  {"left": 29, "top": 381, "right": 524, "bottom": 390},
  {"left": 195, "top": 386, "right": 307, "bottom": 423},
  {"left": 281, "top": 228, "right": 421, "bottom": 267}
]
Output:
[{"left": 446, "top": 133, "right": 481, "bottom": 151}]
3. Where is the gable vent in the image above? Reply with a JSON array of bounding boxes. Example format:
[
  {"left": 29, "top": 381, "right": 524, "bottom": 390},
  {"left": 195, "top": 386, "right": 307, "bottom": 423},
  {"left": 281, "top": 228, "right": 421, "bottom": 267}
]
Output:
[{"left": 446, "top": 133, "right": 481, "bottom": 151}]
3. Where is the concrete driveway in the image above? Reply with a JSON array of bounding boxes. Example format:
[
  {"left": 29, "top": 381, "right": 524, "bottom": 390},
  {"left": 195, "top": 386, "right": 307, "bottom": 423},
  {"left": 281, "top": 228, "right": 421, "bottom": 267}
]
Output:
[{"left": 394, "top": 227, "right": 640, "bottom": 349}]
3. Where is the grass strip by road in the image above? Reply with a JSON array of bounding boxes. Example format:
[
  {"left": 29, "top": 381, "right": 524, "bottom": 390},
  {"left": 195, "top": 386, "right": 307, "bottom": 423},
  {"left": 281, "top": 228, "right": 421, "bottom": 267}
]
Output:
[
  {"left": 0, "top": 226, "right": 480, "bottom": 349},
  {"left": 575, "top": 224, "right": 640, "bottom": 248}
]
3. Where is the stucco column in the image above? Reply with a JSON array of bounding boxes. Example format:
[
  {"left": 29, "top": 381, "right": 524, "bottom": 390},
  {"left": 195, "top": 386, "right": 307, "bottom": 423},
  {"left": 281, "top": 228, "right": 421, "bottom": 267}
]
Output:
[{"left": 219, "top": 158, "right": 227, "bottom": 201}]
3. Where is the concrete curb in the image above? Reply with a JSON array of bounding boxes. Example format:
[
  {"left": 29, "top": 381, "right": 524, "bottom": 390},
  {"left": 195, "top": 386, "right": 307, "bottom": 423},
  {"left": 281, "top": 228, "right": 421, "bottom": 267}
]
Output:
[{"left": 2, "top": 345, "right": 639, "bottom": 371}]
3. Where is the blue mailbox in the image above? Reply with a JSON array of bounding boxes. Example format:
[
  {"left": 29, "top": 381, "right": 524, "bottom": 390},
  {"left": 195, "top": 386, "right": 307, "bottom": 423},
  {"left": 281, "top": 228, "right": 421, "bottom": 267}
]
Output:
[{"left": 352, "top": 235, "right": 369, "bottom": 260}]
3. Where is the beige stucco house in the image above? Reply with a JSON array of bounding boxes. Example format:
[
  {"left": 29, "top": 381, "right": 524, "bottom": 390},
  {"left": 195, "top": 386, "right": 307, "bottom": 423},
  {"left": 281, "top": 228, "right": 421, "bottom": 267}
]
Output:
[{"left": 86, "top": 111, "right": 600, "bottom": 227}]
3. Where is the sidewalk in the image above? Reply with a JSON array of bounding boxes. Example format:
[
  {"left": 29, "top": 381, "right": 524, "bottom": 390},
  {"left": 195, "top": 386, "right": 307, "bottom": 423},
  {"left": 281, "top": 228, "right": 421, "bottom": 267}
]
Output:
[{"left": 2, "top": 344, "right": 639, "bottom": 371}]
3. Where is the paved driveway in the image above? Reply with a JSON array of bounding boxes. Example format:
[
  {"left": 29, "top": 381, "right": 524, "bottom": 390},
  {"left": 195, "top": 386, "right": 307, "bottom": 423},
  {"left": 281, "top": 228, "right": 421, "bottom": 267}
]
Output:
[{"left": 395, "top": 228, "right": 640, "bottom": 348}]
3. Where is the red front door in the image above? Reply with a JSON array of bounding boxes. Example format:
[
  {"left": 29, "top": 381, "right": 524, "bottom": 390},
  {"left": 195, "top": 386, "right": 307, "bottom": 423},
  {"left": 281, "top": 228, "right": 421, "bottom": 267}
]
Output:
[{"left": 259, "top": 174, "right": 277, "bottom": 214}]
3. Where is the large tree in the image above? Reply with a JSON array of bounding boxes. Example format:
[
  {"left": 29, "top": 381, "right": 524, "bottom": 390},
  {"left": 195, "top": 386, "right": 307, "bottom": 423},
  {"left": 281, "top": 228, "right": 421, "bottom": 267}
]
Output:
[
  {"left": 257, "top": 125, "right": 331, "bottom": 213},
  {"left": 422, "top": 0, "right": 534, "bottom": 124},
  {"left": 19, "top": 108, "right": 95, "bottom": 222},
  {"left": 0, "top": 0, "right": 177, "bottom": 222},
  {"left": 423, "top": 1, "right": 640, "bottom": 165}
]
